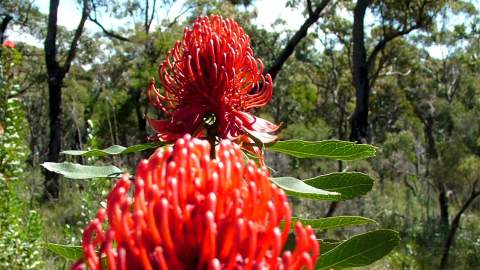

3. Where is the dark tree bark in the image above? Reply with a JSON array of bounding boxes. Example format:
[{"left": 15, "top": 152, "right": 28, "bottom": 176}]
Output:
[
  {"left": 325, "top": 161, "right": 343, "bottom": 217},
  {"left": 350, "top": 0, "right": 370, "bottom": 143},
  {"left": 266, "top": 0, "right": 331, "bottom": 81},
  {"left": 0, "top": 14, "right": 13, "bottom": 44},
  {"left": 438, "top": 183, "right": 450, "bottom": 229},
  {"left": 43, "top": 0, "right": 90, "bottom": 199},
  {"left": 439, "top": 181, "right": 480, "bottom": 270}
]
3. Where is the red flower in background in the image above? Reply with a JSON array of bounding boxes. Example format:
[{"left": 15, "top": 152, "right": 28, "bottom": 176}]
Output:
[
  {"left": 73, "top": 135, "right": 318, "bottom": 270},
  {"left": 2, "top": 40, "right": 15, "bottom": 48},
  {"left": 148, "top": 15, "right": 279, "bottom": 157}
]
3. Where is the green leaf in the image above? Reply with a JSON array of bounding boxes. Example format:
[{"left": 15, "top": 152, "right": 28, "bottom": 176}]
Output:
[
  {"left": 271, "top": 172, "right": 374, "bottom": 201},
  {"left": 41, "top": 162, "right": 123, "bottom": 179},
  {"left": 62, "top": 142, "right": 164, "bottom": 157},
  {"left": 45, "top": 243, "right": 83, "bottom": 261},
  {"left": 271, "top": 177, "right": 341, "bottom": 200},
  {"left": 268, "top": 140, "right": 376, "bottom": 160},
  {"left": 293, "top": 216, "right": 377, "bottom": 230},
  {"left": 319, "top": 240, "right": 342, "bottom": 254},
  {"left": 316, "top": 230, "right": 400, "bottom": 269},
  {"left": 303, "top": 172, "right": 374, "bottom": 200}
]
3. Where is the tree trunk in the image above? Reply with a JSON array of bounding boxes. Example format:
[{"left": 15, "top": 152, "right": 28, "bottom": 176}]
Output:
[
  {"left": 421, "top": 113, "right": 449, "bottom": 229},
  {"left": 325, "top": 160, "right": 343, "bottom": 217},
  {"left": 43, "top": 0, "right": 89, "bottom": 199},
  {"left": 0, "top": 15, "right": 13, "bottom": 44},
  {"left": 132, "top": 88, "right": 147, "bottom": 134},
  {"left": 45, "top": 78, "right": 63, "bottom": 199},
  {"left": 439, "top": 188, "right": 480, "bottom": 270},
  {"left": 350, "top": 0, "right": 370, "bottom": 143},
  {"left": 438, "top": 183, "right": 449, "bottom": 230},
  {"left": 43, "top": 0, "right": 62, "bottom": 199}
]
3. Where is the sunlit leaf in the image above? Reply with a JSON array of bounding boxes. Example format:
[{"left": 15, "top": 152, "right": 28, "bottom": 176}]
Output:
[
  {"left": 41, "top": 162, "right": 123, "bottom": 179},
  {"left": 268, "top": 140, "right": 376, "bottom": 160},
  {"left": 271, "top": 177, "right": 340, "bottom": 200}
]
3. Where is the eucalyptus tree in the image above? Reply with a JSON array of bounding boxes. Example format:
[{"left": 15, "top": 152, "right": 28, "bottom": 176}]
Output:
[
  {"left": 349, "top": 0, "right": 457, "bottom": 143},
  {"left": 267, "top": 0, "right": 333, "bottom": 81},
  {"left": 43, "top": 0, "right": 93, "bottom": 199},
  {"left": 400, "top": 41, "right": 480, "bottom": 268}
]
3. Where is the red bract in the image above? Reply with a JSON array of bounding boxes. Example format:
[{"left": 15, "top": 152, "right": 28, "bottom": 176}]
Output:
[
  {"left": 148, "top": 15, "right": 279, "bottom": 154},
  {"left": 2, "top": 40, "right": 15, "bottom": 48},
  {"left": 73, "top": 135, "right": 319, "bottom": 270}
]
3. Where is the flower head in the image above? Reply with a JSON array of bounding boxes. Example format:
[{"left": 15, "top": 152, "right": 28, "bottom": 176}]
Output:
[
  {"left": 73, "top": 135, "right": 318, "bottom": 270},
  {"left": 148, "top": 15, "right": 279, "bottom": 154},
  {"left": 2, "top": 40, "right": 15, "bottom": 49}
]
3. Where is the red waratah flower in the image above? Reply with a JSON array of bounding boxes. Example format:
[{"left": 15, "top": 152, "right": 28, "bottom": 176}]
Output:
[
  {"left": 73, "top": 135, "right": 319, "bottom": 270},
  {"left": 147, "top": 15, "right": 279, "bottom": 158},
  {"left": 2, "top": 40, "right": 15, "bottom": 48}
]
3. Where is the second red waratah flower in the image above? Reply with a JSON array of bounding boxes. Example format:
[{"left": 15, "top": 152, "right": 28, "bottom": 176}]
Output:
[
  {"left": 73, "top": 135, "right": 319, "bottom": 270},
  {"left": 147, "top": 15, "right": 279, "bottom": 149}
]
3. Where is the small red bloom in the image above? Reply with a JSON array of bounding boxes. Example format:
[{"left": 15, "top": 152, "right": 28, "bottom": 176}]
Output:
[
  {"left": 74, "top": 135, "right": 319, "bottom": 270},
  {"left": 2, "top": 40, "right": 15, "bottom": 48},
  {"left": 148, "top": 15, "right": 279, "bottom": 155}
]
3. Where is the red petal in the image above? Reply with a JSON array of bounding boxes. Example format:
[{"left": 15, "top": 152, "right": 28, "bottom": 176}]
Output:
[
  {"left": 236, "top": 111, "right": 279, "bottom": 133},
  {"left": 147, "top": 106, "right": 208, "bottom": 141}
]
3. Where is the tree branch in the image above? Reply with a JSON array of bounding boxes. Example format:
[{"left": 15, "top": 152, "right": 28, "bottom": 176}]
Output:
[
  {"left": 89, "top": 15, "right": 130, "bottom": 42},
  {"left": 145, "top": 0, "right": 149, "bottom": 33},
  {"left": 149, "top": 0, "right": 157, "bottom": 31},
  {"left": 306, "top": 0, "right": 313, "bottom": 16},
  {"left": 267, "top": 0, "right": 332, "bottom": 81},
  {"left": 167, "top": 3, "right": 195, "bottom": 28},
  {"left": 367, "top": 0, "right": 429, "bottom": 71},
  {"left": 366, "top": 25, "right": 421, "bottom": 71},
  {"left": 63, "top": 0, "right": 90, "bottom": 75},
  {"left": 439, "top": 179, "right": 480, "bottom": 269},
  {"left": 88, "top": 1, "right": 130, "bottom": 42}
]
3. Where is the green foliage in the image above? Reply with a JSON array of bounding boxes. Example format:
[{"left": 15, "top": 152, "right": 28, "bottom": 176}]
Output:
[
  {"left": 303, "top": 172, "right": 374, "bottom": 200},
  {"left": 0, "top": 47, "right": 30, "bottom": 180},
  {"left": 41, "top": 162, "right": 123, "bottom": 179},
  {"left": 45, "top": 243, "right": 83, "bottom": 261},
  {"left": 316, "top": 230, "right": 400, "bottom": 270},
  {"left": 62, "top": 142, "right": 164, "bottom": 157},
  {"left": 268, "top": 140, "right": 377, "bottom": 160},
  {"left": 0, "top": 179, "right": 44, "bottom": 269},
  {"left": 271, "top": 176, "right": 342, "bottom": 200},
  {"left": 293, "top": 216, "right": 377, "bottom": 230},
  {"left": 272, "top": 172, "right": 374, "bottom": 201},
  {"left": 0, "top": 46, "right": 43, "bottom": 269}
]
